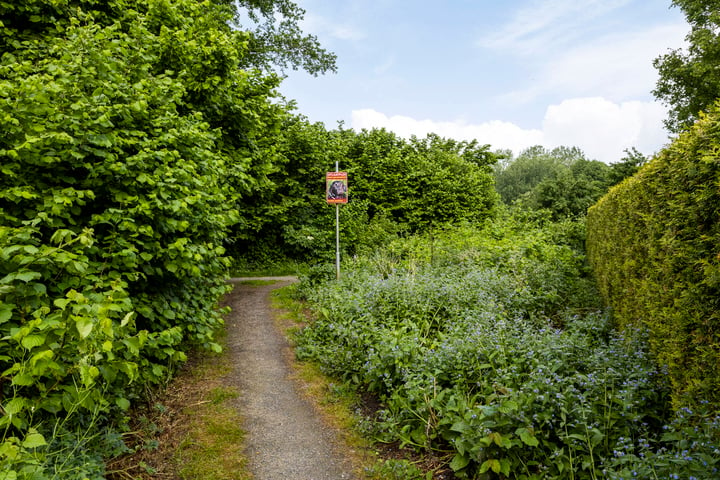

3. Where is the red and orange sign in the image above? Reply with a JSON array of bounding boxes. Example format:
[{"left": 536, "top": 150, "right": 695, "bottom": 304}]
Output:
[{"left": 326, "top": 171, "right": 348, "bottom": 204}]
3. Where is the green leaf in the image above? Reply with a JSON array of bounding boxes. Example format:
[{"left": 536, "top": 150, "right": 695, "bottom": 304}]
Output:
[
  {"left": 590, "top": 428, "right": 604, "bottom": 447},
  {"left": 21, "top": 335, "right": 46, "bottom": 350},
  {"left": 3, "top": 397, "right": 26, "bottom": 415},
  {"left": 22, "top": 430, "right": 47, "bottom": 449},
  {"left": 479, "top": 459, "right": 502, "bottom": 474},
  {"left": 88, "top": 133, "right": 112, "bottom": 147},
  {"left": 488, "top": 431, "right": 506, "bottom": 447},
  {"left": 0, "top": 470, "right": 18, "bottom": 480},
  {"left": 75, "top": 317, "right": 94, "bottom": 339},
  {"left": 29, "top": 350, "right": 54, "bottom": 368},
  {"left": 499, "top": 458, "right": 511, "bottom": 476},
  {"left": 517, "top": 427, "right": 540, "bottom": 447},
  {"left": 449, "top": 453, "right": 470, "bottom": 472},
  {"left": 116, "top": 397, "right": 131, "bottom": 410},
  {"left": 123, "top": 337, "right": 141, "bottom": 355},
  {"left": 499, "top": 399, "right": 519, "bottom": 413},
  {"left": 11, "top": 373, "right": 35, "bottom": 386},
  {"left": 2, "top": 270, "right": 41, "bottom": 283},
  {"left": 450, "top": 420, "right": 470, "bottom": 433},
  {"left": 54, "top": 297, "right": 71, "bottom": 309},
  {"left": 79, "top": 363, "right": 100, "bottom": 386},
  {"left": 120, "top": 312, "right": 134, "bottom": 327},
  {"left": 0, "top": 305, "right": 12, "bottom": 323}
]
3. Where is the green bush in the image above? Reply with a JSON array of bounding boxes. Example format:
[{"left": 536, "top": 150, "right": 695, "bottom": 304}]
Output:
[
  {"left": 0, "top": 1, "right": 269, "bottom": 475},
  {"left": 292, "top": 220, "right": 720, "bottom": 479},
  {"left": 586, "top": 103, "right": 720, "bottom": 408}
]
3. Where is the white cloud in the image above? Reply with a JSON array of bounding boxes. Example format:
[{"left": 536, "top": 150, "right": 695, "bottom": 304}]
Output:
[
  {"left": 542, "top": 97, "right": 669, "bottom": 162},
  {"left": 351, "top": 109, "right": 543, "bottom": 152},
  {"left": 478, "top": 0, "right": 633, "bottom": 55},
  {"left": 351, "top": 97, "right": 669, "bottom": 163},
  {"left": 501, "top": 23, "right": 688, "bottom": 104}
]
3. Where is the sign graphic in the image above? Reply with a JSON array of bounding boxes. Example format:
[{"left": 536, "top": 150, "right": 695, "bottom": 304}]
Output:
[{"left": 326, "top": 171, "right": 348, "bottom": 204}]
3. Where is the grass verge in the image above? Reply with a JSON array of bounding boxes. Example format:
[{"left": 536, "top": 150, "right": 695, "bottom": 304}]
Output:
[{"left": 107, "top": 325, "right": 250, "bottom": 480}]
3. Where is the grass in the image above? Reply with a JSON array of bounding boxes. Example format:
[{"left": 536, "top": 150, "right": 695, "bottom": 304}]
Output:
[
  {"left": 107, "top": 323, "right": 251, "bottom": 480},
  {"left": 236, "top": 279, "right": 278, "bottom": 286},
  {"left": 174, "top": 385, "right": 248, "bottom": 480},
  {"left": 168, "top": 326, "right": 252, "bottom": 480},
  {"left": 229, "top": 258, "right": 309, "bottom": 278}
]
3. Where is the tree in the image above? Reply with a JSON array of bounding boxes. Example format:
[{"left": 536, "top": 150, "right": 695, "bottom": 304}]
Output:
[
  {"left": 607, "top": 148, "right": 648, "bottom": 184},
  {"left": 401, "top": 135, "right": 498, "bottom": 230},
  {"left": 232, "top": 0, "right": 337, "bottom": 75},
  {"left": 494, "top": 146, "right": 641, "bottom": 220},
  {"left": 653, "top": 0, "right": 720, "bottom": 133},
  {"left": 522, "top": 159, "right": 612, "bottom": 219},
  {"left": 494, "top": 146, "right": 586, "bottom": 205},
  {"left": 0, "top": 0, "right": 335, "bottom": 474}
]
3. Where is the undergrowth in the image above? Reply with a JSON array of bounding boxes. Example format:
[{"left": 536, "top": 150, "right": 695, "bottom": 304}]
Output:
[
  {"left": 294, "top": 217, "right": 720, "bottom": 479},
  {"left": 105, "top": 309, "right": 250, "bottom": 480}
]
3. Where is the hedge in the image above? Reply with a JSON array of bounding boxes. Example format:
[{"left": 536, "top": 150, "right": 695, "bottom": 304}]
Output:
[{"left": 587, "top": 103, "right": 720, "bottom": 408}]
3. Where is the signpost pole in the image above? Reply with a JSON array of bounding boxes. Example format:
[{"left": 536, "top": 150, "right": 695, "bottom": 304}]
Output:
[
  {"left": 335, "top": 161, "right": 341, "bottom": 280},
  {"left": 326, "top": 164, "right": 346, "bottom": 280}
]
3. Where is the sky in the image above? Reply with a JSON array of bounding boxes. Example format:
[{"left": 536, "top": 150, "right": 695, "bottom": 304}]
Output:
[{"left": 277, "top": 0, "right": 689, "bottom": 164}]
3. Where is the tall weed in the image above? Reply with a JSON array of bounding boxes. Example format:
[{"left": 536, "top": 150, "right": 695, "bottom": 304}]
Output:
[{"left": 296, "top": 218, "right": 719, "bottom": 479}]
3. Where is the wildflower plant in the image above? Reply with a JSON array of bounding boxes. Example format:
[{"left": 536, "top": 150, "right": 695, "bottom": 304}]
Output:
[{"left": 295, "top": 219, "right": 719, "bottom": 479}]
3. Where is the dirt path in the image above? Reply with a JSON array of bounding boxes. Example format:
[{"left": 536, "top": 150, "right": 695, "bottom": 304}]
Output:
[{"left": 222, "top": 278, "right": 357, "bottom": 480}]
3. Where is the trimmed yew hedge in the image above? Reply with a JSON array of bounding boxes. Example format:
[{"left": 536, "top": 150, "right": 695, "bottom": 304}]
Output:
[{"left": 587, "top": 104, "right": 720, "bottom": 408}]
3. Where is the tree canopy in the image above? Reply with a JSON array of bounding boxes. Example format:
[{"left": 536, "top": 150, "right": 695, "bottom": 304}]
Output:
[
  {"left": 654, "top": 0, "right": 720, "bottom": 132},
  {"left": 494, "top": 146, "right": 647, "bottom": 220}
]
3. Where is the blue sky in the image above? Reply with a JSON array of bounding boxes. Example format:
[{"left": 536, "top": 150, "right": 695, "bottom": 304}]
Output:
[{"left": 278, "top": 0, "right": 688, "bottom": 163}]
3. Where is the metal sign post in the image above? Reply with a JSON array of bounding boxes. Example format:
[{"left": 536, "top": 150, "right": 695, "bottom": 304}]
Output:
[
  {"left": 326, "top": 163, "right": 348, "bottom": 280},
  {"left": 335, "top": 198, "right": 340, "bottom": 279}
]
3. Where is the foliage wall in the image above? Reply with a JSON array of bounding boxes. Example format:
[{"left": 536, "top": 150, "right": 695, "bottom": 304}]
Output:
[
  {"left": 586, "top": 104, "right": 720, "bottom": 408},
  {"left": 0, "top": 0, "right": 299, "bottom": 475},
  {"left": 231, "top": 121, "right": 500, "bottom": 268}
]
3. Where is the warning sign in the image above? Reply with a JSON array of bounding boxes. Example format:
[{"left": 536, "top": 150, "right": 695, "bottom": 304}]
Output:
[{"left": 326, "top": 171, "right": 348, "bottom": 204}]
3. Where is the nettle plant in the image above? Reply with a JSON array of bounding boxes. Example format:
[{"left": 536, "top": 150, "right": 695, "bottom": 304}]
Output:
[{"left": 296, "top": 222, "right": 720, "bottom": 479}]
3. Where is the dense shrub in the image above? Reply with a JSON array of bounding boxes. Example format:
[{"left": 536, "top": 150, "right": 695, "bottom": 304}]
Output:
[
  {"left": 0, "top": 0, "right": 286, "bottom": 475},
  {"left": 587, "top": 102, "right": 720, "bottom": 408},
  {"left": 230, "top": 123, "right": 500, "bottom": 268},
  {"left": 293, "top": 219, "right": 720, "bottom": 479}
]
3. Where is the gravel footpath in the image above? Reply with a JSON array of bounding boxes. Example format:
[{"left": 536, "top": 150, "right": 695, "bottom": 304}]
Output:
[{"left": 223, "top": 278, "right": 357, "bottom": 480}]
